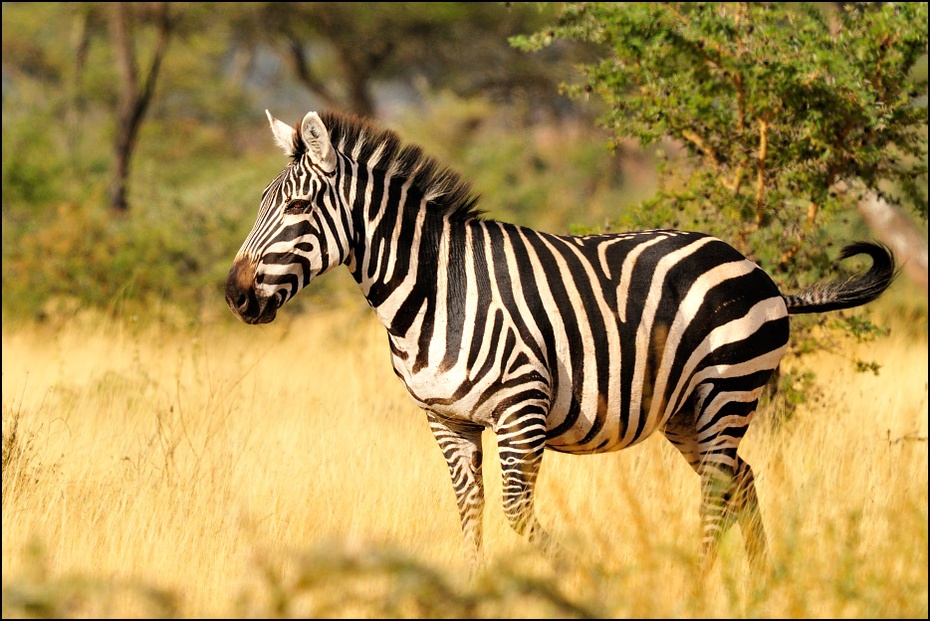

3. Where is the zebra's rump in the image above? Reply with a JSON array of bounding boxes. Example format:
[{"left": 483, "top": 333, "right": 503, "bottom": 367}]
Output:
[{"left": 533, "top": 229, "right": 790, "bottom": 453}]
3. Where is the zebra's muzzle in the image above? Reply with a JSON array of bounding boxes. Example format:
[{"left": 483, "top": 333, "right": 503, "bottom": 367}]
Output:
[{"left": 225, "top": 256, "right": 278, "bottom": 324}]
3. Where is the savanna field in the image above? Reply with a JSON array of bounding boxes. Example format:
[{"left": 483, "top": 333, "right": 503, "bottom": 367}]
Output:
[
  {"left": 2, "top": 290, "right": 928, "bottom": 618},
  {"left": 2, "top": 2, "right": 928, "bottom": 618}
]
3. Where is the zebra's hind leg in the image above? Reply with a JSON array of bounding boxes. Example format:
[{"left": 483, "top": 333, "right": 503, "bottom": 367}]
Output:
[
  {"left": 664, "top": 391, "right": 769, "bottom": 573},
  {"left": 697, "top": 454, "right": 768, "bottom": 573},
  {"left": 730, "top": 455, "right": 767, "bottom": 569},
  {"left": 427, "top": 412, "right": 486, "bottom": 569}
]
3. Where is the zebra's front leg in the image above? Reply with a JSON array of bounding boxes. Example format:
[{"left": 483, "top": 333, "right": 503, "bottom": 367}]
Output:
[
  {"left": 427, "top": 412, "right": 486, "bottom": 568},
  {"left": 494, "top": 405, "right": 562, "bottom": 560}
]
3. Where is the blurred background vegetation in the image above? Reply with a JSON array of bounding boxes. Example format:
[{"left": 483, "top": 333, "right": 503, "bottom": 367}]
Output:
[
  {"left": 2, "top": 2, "right": 927, "bottom": 335},
  {"left": 2, "top": 1, "right": 616, "bottom": 325}
]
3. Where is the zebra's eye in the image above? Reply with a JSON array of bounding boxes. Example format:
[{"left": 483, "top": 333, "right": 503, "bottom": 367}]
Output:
[{"left": 283, "top": 198, "right": 313, "bottom": 215}]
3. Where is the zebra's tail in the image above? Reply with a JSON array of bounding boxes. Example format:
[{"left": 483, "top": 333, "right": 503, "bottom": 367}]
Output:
[{"left": 782, "top": 241, "right": 897, "bottom": 315}]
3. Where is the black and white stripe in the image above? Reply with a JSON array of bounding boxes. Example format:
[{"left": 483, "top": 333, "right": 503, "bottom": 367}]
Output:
[{"left": 226, "top": 110, "right": 896, "bottom": 570}]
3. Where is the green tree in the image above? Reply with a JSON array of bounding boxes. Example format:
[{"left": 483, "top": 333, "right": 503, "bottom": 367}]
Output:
[
  {"left": 513, "top": 2, "right": 928, "bottom": 413},
  {"left": 2, "top": 2, "right": 246, "bottom": 214},
  {"left": 513, "top": 2, "right": 927, "bottom": 286}
]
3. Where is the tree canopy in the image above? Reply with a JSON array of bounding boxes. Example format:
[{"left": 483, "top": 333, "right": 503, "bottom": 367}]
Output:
[{"left": 513, "top": 2, "right": 928, "bottom": 288}]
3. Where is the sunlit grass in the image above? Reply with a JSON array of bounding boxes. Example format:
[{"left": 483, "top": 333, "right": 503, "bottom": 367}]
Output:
[{"left": 2, "top": 301, "right": 927, "bottom": 618}]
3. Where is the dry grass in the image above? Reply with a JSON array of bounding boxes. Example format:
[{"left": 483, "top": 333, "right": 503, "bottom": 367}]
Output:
[{"left": 2, "top": 302, "right": 927, "bottom": 618}]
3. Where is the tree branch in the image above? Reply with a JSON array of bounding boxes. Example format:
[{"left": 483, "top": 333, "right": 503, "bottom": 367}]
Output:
[
  {"left": 857, "top": 189, "right": 928, "bottom": 295},
  {"left": 755, "top": 118, "right": 768, "bottom": 226},
  {"left": 286, "top": 36, "right": 340, "bottom": 109},
  {"left": 134, "top": 2, "right": 173, "bottom": 130},
  {"left": 681, "top": 128, "right": 721, "bottom": 173}
]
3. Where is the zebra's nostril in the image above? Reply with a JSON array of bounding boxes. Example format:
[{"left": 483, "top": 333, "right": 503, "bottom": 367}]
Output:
[{"left": 236, "top": 293, "right": 248, "bottom": 310}]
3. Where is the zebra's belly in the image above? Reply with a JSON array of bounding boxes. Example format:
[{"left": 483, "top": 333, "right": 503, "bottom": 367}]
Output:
[
  {"left": 389, "top": 322, "right": 672, "bottom": 451},
  {"left": 542, "top": 385, "right": 659, "bottom": 454},
  {"left": 394, "top": 350, "right": 662, "bottom": 453}
]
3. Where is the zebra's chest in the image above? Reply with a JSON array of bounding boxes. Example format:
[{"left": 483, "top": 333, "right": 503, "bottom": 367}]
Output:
[
  {"left": 384, "top": 304, "right": 556, "bottom": 428},
  {"left": 387, "top": 343, "right": 509, "bottom": 427}
]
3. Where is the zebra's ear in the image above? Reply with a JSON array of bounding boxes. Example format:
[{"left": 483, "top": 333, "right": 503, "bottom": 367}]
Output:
[
  {"left": 266, "top": 109, "right": 298, "bottom": 157},
  {"left": 299, "top": 111, "right": 337, "bottom": 173}
]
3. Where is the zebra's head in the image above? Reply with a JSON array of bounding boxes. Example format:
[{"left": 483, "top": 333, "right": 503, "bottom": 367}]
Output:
[{"left": 226, "top": 110, "right": 349, "bottom": 324}]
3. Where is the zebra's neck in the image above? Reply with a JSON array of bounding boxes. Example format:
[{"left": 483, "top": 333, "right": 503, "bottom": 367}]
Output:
[{"left": 348, "top": 184, "right": 467, "bottom": 341}]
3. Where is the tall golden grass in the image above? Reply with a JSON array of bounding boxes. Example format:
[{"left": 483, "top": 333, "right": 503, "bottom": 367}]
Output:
[{"left": 2, "top": 302, "right": 927, "bottom": 618}]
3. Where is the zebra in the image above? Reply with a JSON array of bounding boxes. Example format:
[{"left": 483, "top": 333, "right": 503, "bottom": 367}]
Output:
[{"left": 225, "top": 109, "right": 896, "bottom": 571}]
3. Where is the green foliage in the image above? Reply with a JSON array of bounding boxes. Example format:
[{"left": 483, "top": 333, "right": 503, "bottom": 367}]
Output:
[
  {"left": 833, "top": 313, "right": 890, "bottom": 343},
  {"left": 757, "top": 366, "right": 816, "bottom": 427},
  {"left": 3, "top": 200, "right": 211, "bottom": 323},
  {"left": 221, "top": 2, "right": 577, "bottom": 116},
  {"left": 853, "top": 358, "right": 881, "bottom": 375},
  {"left": 513, "top": 2, "right": 928, "bottom": 414},
  {"left": 0, "top": 118, "right": 277, "bottom": 325},
  {"left": 512, "top": 2, "right": 928, "bottom": 285},
  {"left": 0, "top": 103, "right": 98, "bottom": 210}
]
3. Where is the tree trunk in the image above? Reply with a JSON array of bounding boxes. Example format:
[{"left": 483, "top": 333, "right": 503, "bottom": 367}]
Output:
[
  {"left": 107, "top": 2, "right": 174, "bottom": 213},
  {"left": 67, "top": 7, "right": 90, "bottom": 155},
  {"left": 345, "top": 63, "right": 376, "bottom": 118},
  {"left": 857, "top": 189, "right": 928, "bottom": 296},
  {"left": 286, "top": 37, "right": 341, "bottom": 111}
]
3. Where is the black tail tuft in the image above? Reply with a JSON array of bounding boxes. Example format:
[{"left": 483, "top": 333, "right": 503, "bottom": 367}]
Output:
[{"left": 782, "top": 242, "right": 897, "bottom": 314}]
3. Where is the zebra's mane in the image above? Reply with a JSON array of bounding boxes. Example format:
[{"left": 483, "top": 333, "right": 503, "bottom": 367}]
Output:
[{"left": 315, "top": 110, "right": 484, "bottom": 222}]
